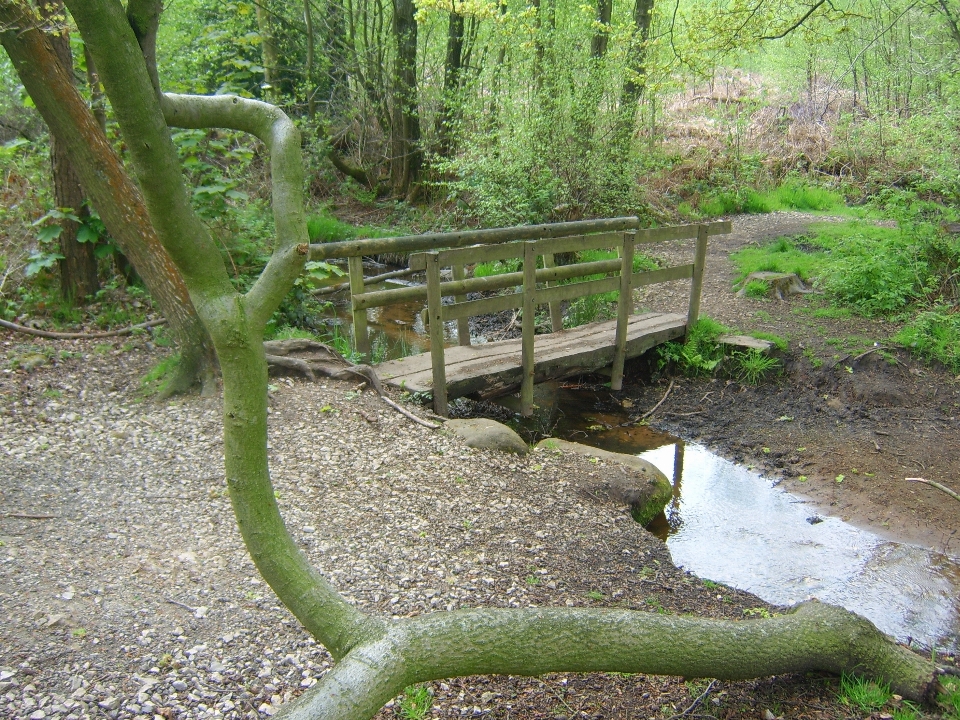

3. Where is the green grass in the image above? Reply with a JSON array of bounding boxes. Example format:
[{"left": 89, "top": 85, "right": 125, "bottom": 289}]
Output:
[
  {"left": 939, "top": 676, "right": 960, "bottom": 719},
  {"left": 140, "top": 354, "right": 181, "bottom": 395},
  {"left": 837, "top": 673, "right": 892, "bottom": 713},
  {"left": 896, "top": 306, "right": 960, "bottom": 371},
  {"left": 731, "top": 236, "right": 826, "bottom": 284},
  {"left": 766, "top": 180, "right": 844, "bottom": 212},
  {"left": 398, "top": 684, "right": 432, "bottom": 720},
  {"left": 473, "top": 258, "right": 521, "bottom": 277},
  {"left": 700, "top": 189, "right": 771, "bottom": 216},
  {"left": 733, "top": 349, "right": 781, "bottom": 384},
  {"left": 305, "top": 212, "right": 390, "bottom": 243},
  {"left": 748, "top": 331, "right": 788, "bottom": 351}
]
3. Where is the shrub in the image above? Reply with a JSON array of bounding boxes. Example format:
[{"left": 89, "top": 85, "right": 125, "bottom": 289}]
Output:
[{"left": 894, "top": 306, "right": 960, "bottom": 372}]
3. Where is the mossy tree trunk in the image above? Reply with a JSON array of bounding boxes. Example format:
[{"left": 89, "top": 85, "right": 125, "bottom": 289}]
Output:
[
  {"left": 8, "top": 1, "right": 941, "bottom": 718},
  {"left": 0, "top": 0, "right": 216, "bottom": 394}
]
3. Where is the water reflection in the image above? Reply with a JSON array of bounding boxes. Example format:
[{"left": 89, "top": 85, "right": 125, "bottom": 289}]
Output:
[{"left": 508, "top": 383, "right": 960, "bottom": 651}]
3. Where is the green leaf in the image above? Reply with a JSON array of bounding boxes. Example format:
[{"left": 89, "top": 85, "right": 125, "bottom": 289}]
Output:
[
  {"left": 77, "top": 224, "right": 100, "bottom": 244},
  {"left": 225, "top": 189, "right": 249, "bottom": 201},
  {"left": 25, "top": 251, "right": 64, "bottom": 276},
  {"left": 37, "top": 225, "right": 63, "bottom": 243}
]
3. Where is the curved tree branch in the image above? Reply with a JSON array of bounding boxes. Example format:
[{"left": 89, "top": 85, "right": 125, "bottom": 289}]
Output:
[
  {"left": 161, "top": 93, "right": 310, "bottom": 329},
  {"left": 280, "top": 601, "right": 939, "bottom": 720}
]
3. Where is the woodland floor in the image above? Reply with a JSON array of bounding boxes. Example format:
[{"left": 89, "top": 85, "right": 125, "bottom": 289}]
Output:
[{"left": 0, "top": 211, "right": 957, "bottom": 720}]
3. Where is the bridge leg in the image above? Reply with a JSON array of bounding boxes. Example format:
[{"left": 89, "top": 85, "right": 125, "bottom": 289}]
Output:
[
  {"left": 348, "top": 256, "right": 370, "bottom": 361},
  {"left": 542, "top": 252, "right": 564, "bottom": 333},
  {"left": 426, "top": 252, "right": 449, "bottom": 417},
  {"left": 520, "top": 241, "right": 537, "bottom": 417},
  {"left": 452, "top": 264, "right": 471, "bottom": 346},
  {"left": 687, "top": 224, "right": 709, "bottom": 331},
  {"left": 611, "top": 231, "right": 635, "bottom": 391}
]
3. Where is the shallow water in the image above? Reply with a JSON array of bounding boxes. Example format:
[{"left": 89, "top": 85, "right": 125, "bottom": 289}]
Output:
[{"left": 513, "top": 383, "right": 960, "bottom": 651}]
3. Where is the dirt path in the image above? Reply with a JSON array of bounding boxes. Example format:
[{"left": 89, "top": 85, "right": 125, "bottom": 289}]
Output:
[{"left": 627, "top": 211, "right": 960, "bottom": 554}]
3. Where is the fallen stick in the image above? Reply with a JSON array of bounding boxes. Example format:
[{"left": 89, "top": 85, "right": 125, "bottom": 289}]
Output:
[
  {"left": 638, "top": 379, "right": 675, "bottom": 421},
  {"left": 0, "top": 317, "right": 166, "bottom": 339},
  {"left": 906, "top": 477, "right": 960, "bottom": 503},
  {"left": 3, "top": 512, "right": 59, "bottom": 519}
]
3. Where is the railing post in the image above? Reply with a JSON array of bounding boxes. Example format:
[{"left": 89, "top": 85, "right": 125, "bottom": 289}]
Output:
[
  {"left": 687, "top": 224, "right": 709, "bottom": 331},
  {"left": 611, "top": 230, "right": 635, "bottom": 391},
  {"left": 451, "top": 263, "right": 471, "bottom": 346},
  {"left": 426, "top": 251, "right": 449, "bottom": 417},
  {"left": 348, "top": 255, "right": 370, "bottom": 360},
  {"left": 542, "top": 252, "right": 564, "bottom": 332},
  {"left": 520, "top": 241, "right": 537, "bottom": 417}
]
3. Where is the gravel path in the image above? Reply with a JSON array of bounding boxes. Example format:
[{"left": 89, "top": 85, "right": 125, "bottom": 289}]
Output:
[{"left": 0, "top": 339, "right": 768, "bottom": 720}]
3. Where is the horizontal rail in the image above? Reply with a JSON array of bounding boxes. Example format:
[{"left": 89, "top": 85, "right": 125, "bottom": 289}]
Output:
[
  {"left": 310, "top": 217, "right": 641, "bottom": 260},
  {"left": 354, "top": 258, "right": 623, "bottom": 310},
  {"left": 408, "top": 232, "right": 626, "bottom": 271}
]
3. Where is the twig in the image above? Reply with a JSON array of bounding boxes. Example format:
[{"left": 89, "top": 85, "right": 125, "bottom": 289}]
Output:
[
  {"left": 3, "top": 512, "right": 58, "bottom": 519},
  {"left": 380, "top": 396, "right": 441, "bottom": 429},
  {"left": 907, "top": 477, "right": 960, "bottom": 503},
  {"left": 0, "top": 317, "right": 166, "bottom": 339},
  {"left": 663, "top": 411, "right": 704, "bottom": 417},
  {"left": 638, "top": 379, "right": 675, "bottom": 421},
  {"left": 164, "top": 597, "right": 197, "bottom": 612},
  {"left": 853, "top": 346, "right": 894, "bottom": 362},
  {"left": 666, "top": 679, "right": 717, "bottom": 720}
]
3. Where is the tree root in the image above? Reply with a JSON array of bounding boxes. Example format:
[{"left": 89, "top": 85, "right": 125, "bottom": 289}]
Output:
[
  {"left": 263, "top": 339, "right": 440, "bottom": 429},
  {"left": 0, "top": 316, "right": 167, "bottom": 339}
]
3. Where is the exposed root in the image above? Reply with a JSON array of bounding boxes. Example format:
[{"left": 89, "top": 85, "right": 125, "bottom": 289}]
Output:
[
  {"left": 263, "top": 339, "right": 440, "bottom": 429},
  {"left": 0, "top": 316, "right": 167, "bottom": 339}
]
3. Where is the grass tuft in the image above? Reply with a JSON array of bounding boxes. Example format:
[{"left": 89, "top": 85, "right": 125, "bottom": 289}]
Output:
[{"left": 837, "top": 673, "right": 892, "bottom": 713}]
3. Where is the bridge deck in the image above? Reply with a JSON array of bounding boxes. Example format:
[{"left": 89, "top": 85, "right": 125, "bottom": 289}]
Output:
[{"left": 377, "top": 312, "right": 686, "bottom": 401}]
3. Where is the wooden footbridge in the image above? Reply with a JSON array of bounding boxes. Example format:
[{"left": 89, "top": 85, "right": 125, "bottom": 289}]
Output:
[{"left": 309, "top": 217, "right": 731, "bottom": 416}]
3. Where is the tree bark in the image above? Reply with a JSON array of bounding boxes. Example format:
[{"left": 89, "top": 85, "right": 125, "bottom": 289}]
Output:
[
  {"left": 38, "top": 0, "right": 99, "bottom": 302},
  {"left": 615, "top": 0, "right": 655, "bottom": 147},
  {"left": 391, "top": 0, "right": 421, "bottom": 196},
  {"left": 277, "top": 601, "right": 939, "bottom": 720},
  {"left": 436, "top": 6, "right": 464, "bottom": 156},
  {"left": 0, "top": 0, "right": 216, "bottom": 394},
  {"left": 256, "top": 0, "right": 281, "bottom": 99}
]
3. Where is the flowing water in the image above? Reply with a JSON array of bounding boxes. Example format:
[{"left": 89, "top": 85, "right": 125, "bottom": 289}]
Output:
[{"left": 509, "top": 383, "right": 960, "bottom": 651}]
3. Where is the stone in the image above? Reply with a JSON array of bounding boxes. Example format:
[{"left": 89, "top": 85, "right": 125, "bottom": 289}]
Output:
[
  {"left": 535, "top": 439, "right": 673, "bottom": 526},
  {"left": 444, "top": 419, "right": 528, "bottom": 455}
]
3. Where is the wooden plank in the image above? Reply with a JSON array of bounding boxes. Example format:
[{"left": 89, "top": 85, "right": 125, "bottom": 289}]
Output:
[
  {"left": 348, "top": 255, "right": 370, "bottom": 359},
  {"left": 311, "top": 216, "right": 641, "bottom": 260},
  {"left": 542, "top": 252, "right": 563, "bottom": 332},
  {"left": 688, "top": 224, "right": 709, "bottom": 328},
  {"left": 452, "top": 263, "right": 470, "bottom": 346},
  {"left": 634, "top": 264, "right": 694, "bottom": 287},
  {"left": 610, "top": 233, "right": 634, "bottom": 390},
  {"left": 718, "top": 334, "right": 774, "bottom": 352},
  {"left": 410, "top": 232, "right": 626, "bottom": 271},
  {"left": 426, "top": 252, "right": 448, "bottom": 416},
  {"left": 633, "top": 220, "right": 732, "bottom": 244},
  {"left": 357, "top": 258, "right": 624, "bottom": 310},
  {"left": 378, "top": 312, "right": 687, "bottom": 400},
  {"left": 443, "top": 292, "right": 522, "bottom": 321},
  {"left": 521, "top": 242, "right": 536, "bottom": 416},
  {"left": 537, "top": 276, "right": 621, "bottom": 305}
]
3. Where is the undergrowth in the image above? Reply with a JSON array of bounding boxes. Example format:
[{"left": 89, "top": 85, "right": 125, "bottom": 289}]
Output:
[{"left": 657, "top": 318, "right": 782, "bottom": 384}]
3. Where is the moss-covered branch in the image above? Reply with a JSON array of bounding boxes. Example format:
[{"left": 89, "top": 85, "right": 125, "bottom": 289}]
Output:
[
  {"left": 161, "top": 93, "right": 309, "bottom": 329},
  {"left": 279, "top": 601, "right": 938, "bottom": 720}
]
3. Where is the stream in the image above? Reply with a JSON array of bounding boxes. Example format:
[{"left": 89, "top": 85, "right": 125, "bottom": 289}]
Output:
[
  {"left": 330, "top": 267, "right": 960, "bottom": 651},
  {"left": 508, "top": 383, "right": 960, "bottom": 652}
]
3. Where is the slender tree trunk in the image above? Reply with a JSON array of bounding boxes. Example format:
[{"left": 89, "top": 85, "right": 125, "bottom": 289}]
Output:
[
  {"left": 391, "top": 0, "right": 421, "bottom": 197},
  {"left": 0, "top": 2, "right": 216, "bottom": 394},
  {"left": 436, "top": 6, "right": 464, "bottom": 156},
  {"left": 257, "top": 0, "right": 280, "bottom": 99},
  {"left": 615, "top": 0, "right": 655, "bottom": 148},
  {"left": 304, "top": 0, "right": 316, "bottom": 118},
  {"left": 39, "top": 0, "right": 99, "bottom": 302}
]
